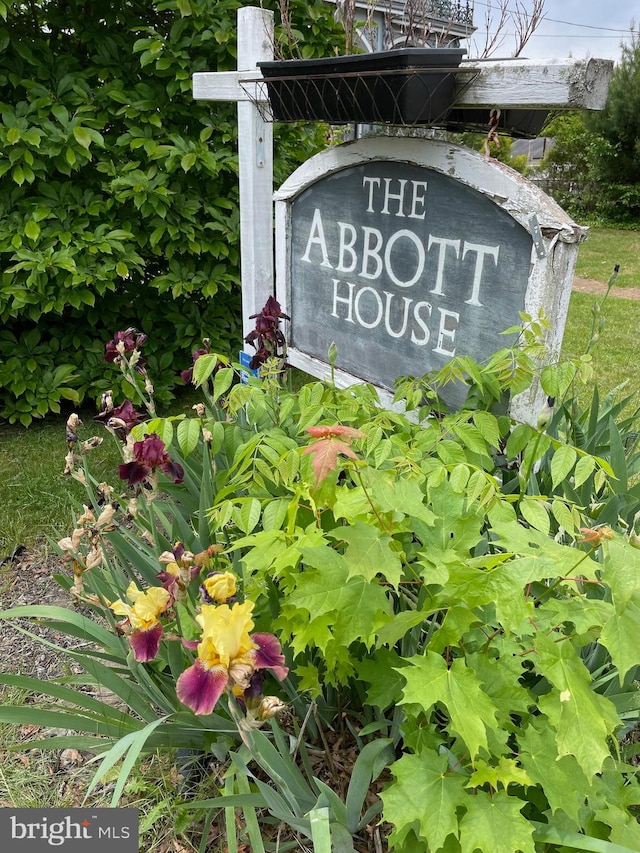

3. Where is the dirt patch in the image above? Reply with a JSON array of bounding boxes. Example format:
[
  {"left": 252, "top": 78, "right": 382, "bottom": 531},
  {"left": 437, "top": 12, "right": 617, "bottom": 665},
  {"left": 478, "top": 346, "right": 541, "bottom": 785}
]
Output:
[
  {"left": 0, "top": 546, "right": 88, "bottom": 679},
  {"left": 573, "top": 277, "right": 640, "bottom": 300}
]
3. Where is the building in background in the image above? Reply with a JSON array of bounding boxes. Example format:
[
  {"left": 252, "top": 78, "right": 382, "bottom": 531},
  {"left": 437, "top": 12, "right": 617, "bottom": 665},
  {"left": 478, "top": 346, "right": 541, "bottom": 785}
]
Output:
[{"left": 327, "top": 0, "right": 476, "bottom": 52}]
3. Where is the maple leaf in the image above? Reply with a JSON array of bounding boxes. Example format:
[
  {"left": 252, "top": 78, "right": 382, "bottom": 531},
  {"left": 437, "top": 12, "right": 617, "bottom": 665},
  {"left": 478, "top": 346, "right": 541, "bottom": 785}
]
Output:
[
  {"left": 302, "top": 425, "right": 364, "bottom": 484},
  {"left": 383, "top": 751, "right": 464, "bottom": 851},
  {"left": 399, "top": 652, "right": 500, "bottom": 758},
  {"left": 459, "top": 790, "right": 535, "bottom": 853}
]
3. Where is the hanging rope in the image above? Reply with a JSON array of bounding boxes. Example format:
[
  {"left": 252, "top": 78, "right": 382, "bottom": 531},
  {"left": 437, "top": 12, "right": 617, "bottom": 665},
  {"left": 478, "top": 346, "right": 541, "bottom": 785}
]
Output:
[{"left": 484, "top": 107, "right": 501, "bottom": 158}]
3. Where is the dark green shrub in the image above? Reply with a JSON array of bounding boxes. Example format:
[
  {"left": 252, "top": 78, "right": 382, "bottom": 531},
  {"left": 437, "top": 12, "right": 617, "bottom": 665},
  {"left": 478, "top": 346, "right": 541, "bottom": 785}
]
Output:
[{"left": 0, "top": 0, "right": 342, "bottom": 424}]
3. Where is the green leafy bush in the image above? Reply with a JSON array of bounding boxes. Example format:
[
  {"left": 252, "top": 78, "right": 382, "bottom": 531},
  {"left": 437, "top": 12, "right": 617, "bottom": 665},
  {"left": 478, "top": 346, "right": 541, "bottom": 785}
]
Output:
[
  {"left": 2, "top": 311, "right": 640, "bottom": 851},
  {"left": 0, "top": 0, "right": 342, "bottom": 424}
]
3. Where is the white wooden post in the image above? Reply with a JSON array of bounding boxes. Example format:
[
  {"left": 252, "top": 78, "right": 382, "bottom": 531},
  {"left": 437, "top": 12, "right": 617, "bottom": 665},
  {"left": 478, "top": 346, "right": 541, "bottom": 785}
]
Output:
[
  {"left": 194, "top": 7, "right": 275, "bottom": 345},
  {"left": 237, "top": 7, "right": 274, "bottom": 343}
]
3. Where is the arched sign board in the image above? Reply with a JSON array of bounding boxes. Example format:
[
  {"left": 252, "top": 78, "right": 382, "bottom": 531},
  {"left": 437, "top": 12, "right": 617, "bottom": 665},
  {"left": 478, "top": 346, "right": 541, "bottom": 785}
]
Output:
[{"left": 274, "top": 138, "right": 585, "bottom": 420}]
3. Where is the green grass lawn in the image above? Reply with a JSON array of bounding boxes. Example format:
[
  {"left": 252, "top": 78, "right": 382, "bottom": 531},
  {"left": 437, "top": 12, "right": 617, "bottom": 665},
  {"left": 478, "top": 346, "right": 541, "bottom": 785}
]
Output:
[
  {"left": 0, "top": 390, "right": 201, "bottom": 556},
  {"left": 575, "top": 226, "right": 640, "bottom": 289},
  {"left": 0, "top": 410, "right": 122, "bottom": 555},
  {"left": 561, "top": 289, "right": 640, "bottom": 405}
]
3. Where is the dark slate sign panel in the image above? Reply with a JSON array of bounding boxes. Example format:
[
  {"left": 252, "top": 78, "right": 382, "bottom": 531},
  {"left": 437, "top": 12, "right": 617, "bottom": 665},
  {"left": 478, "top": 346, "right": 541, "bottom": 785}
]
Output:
[{"left": 289, "top": 161, "right": 532, "bottom": 403}]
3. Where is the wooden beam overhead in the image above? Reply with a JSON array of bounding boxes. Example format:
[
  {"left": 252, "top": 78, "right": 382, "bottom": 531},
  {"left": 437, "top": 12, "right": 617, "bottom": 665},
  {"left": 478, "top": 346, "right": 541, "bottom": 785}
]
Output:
[{"left": 193, "top": 56, "right": 613, "bottom": 113}]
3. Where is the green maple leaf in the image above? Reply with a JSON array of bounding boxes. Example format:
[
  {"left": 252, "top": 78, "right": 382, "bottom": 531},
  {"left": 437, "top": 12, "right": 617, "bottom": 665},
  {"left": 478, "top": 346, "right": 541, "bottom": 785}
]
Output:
[
  {"left": 539, "top": 596, "right": 613, "bottom": 638},
  {"left": 536, "top": 633, "right": 620, "bottom": 778},
  {"left": 285, "top": 611, "right": 334, "bottom": 660},
  {"left": 359, "top": 648, "right": 408, "bottom": 709},
  {"left": 383, "top": 751, "right": 465, "bottom": 851},
  {"left": 332, "top": 484, "right": 373, "bottom": 521},
  {"left": 358, "top": 467, "right": 435, "bottom": 525},
  {"left": 466, "top": 651, "right": 532, "bottom": 722},
  {"left": 434, "top": 559, "right": 534, "bottom": 635},
  {"left": 490, "top": 518, "right": 600, "bottom": 581},
  {"left": 467, "top": 757, "right": 533, "bottom": 792},
  {"left": 594, "top": 804, "right": 640, "bottom": 849},
  {"left": 518, "top": 717, "right": 590, "bottom": 826},
  {"left": 429, "top": 605, "right": 480, "bottom": 653},
  {"left": 423, "top": 480, "right": 485, "bottom": 554},
  {"left": 329, "top": 520, "right": 403, "bottom": 587},
  {"left": 399, "top": 652, "right": 500, "bottom": 758},
  {"left": 459, "top": 790, "right": 535, "bottom": 853},
  {"left": 283, "top": 545, "right": 391, "bottom": 651}
]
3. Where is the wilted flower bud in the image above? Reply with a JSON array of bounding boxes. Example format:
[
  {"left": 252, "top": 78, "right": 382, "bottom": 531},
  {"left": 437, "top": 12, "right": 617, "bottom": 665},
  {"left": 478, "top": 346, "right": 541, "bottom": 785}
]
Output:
[
  {"left": 85, "top": 546, "right": 104, "bottom": 570},
  {"left": 101, "top": 390, "right": 114, "bottom": 412},
  {"left": 71, "top": 468, "right": 88, "bottom": 486},
  {"left": 77, "top": 505, "right": 95, "bottom": 526},
  {"left": 96, "top": 504, "right": 115, "bottom": 529},
  {"left": 81, "top": 436, "right": 104, "bottom": 452},
  {"left": 97, "top": 482, "right": 114, "bottom": 501},
  {"left": 229, "top": 662, "right": 254, "bottom": 690},
  {"left": 67, "top": 413, "right": 82, "bottom": 431},
  {"left": 192, "top": 403, "right": 206, "bottom": 418},
  {"left": 258, "top": 696, "right": 287, "bottom": 720},
  {"left": 63, "top": 450, "right": 75, "bottom": 476},
  {"left": 159, "top": 550, "right": 177, "bottom": 564}
]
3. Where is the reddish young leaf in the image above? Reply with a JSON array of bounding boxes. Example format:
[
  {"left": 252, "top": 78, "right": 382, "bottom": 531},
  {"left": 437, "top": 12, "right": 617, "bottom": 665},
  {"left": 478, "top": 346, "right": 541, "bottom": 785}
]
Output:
[
  {"left": 302, "top": 438, "right": 358, "bottom": 484},
  {"left": 306, "top": 425, "right": 365, "bottom": 440},
  {"left": 302, "top": 424, "right": 364, "bottom": 483}
]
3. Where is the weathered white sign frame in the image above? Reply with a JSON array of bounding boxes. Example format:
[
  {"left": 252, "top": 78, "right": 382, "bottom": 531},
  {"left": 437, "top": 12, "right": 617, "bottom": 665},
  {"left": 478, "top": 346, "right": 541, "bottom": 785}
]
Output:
[{"left": 274, "top": 137, "right": 587, "bottom": 420}]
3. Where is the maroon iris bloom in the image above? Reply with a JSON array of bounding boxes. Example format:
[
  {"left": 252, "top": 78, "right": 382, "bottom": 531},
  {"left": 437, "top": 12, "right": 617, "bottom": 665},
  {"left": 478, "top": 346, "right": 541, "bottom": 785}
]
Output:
[
  {"left": 119, "top": 433, "right": 184, "bottom": 485},
  {"left": 252, "top": 633, "right": 289, "bottom": 681},
  {"left": 138, "top": 433, "right": 167, "bottom": 466},
  {"left": 244, "top": 296, "right": 289, "bottom": 370},
  {"left": 105, "top": 328, "right": 147, "bottom": 363},
  {"left": 129, "top": 623, "right": 164, "bottom": 663},
  {"left": 94, "top": 399, "right": 146, "bottom": 440}
]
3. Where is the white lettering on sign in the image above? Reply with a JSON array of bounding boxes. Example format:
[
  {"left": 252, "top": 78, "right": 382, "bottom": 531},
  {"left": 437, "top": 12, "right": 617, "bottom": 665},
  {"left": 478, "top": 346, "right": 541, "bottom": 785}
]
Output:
[
  {"left": 362, "top": 176, "right": 429, "bottom": 219},
  {"left": 434, "top": 308, "right": 460, "bottom": 357},
  {"left": 331, "top": 278, "right": 456, "bottom": 352},
  {"left": 300, "top": 208, "right": 332, "bottom": 267},
  {"left": 298, "top": 173, "right": 506, "bottom": 361},
  {"left": 462, "top": 242, "right": 499, "bottom": 307}
]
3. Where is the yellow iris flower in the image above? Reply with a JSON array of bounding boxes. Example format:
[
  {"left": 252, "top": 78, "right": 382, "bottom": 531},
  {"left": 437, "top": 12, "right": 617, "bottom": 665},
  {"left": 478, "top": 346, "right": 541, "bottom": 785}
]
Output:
[
  {"left": 110, "top": 581, "right": 171, "bottom": 630},
  {"left": 196, "top": 600, "right": 256, "bottom": 669}
]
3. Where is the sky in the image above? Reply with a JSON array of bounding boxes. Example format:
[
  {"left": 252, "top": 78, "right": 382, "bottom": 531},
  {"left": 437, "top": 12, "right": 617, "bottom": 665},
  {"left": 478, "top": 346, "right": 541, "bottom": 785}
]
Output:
[{"left": 468, "top": 0, "right": 636, "bottom": 62}]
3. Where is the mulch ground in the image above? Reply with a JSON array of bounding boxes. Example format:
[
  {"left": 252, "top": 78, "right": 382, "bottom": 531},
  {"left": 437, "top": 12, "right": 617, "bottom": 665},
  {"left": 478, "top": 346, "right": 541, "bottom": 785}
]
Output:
[{"left": 0, "top": 546, "right": 86, "bottom": 679}]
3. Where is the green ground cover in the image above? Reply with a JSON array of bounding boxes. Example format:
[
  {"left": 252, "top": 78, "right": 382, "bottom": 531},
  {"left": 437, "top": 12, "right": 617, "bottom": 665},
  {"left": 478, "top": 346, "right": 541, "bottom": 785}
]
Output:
[
  {"left": 0, "top": 391, "right": 200, "bottom": 555},
  {"left": 574, "top": 226, "right": 640, "bottom": 289},
  {"left": 561, "top": 291, "right": 640, "bottom": 405}
]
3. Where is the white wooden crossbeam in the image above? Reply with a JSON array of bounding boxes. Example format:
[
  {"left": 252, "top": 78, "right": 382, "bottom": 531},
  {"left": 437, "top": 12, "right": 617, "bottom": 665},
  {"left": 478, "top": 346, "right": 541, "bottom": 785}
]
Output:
[{"left": 193, "top": 56, "right": 613, "bottom": 112}]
